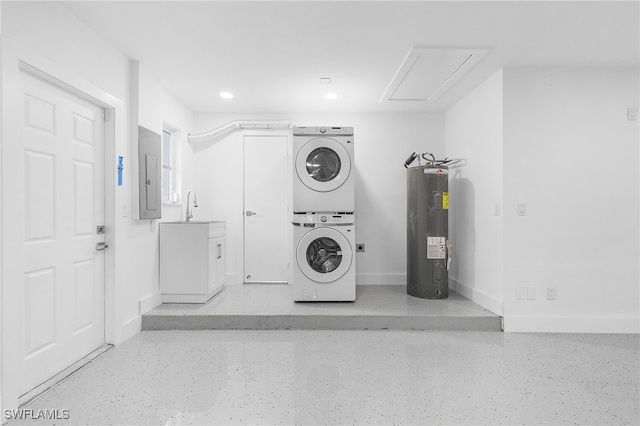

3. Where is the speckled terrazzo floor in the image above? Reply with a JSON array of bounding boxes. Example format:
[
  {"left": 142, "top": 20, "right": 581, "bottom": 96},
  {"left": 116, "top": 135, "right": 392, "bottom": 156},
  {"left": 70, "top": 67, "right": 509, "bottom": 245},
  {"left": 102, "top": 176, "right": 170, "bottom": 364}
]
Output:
[
  {"left": 8, "top": 330, "right": 639, "bottom": 425},
  {"left": 142, "top": 285, "right": 501, "bottom": 331}
]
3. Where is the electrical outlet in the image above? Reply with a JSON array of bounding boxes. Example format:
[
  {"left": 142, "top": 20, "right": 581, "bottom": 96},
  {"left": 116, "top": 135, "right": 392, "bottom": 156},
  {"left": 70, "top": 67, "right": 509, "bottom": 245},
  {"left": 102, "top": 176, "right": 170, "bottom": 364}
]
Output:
[
  {"left": 547, "top": 287, "right": 556, "bottom": 300},
  {"left": 356, "top": 243, "right": 365, "bottom": 252},
  {"left": 628, "top": 107, "right": 638, "bottom": 121},
  {"left": 494, "top": 203, "right": 501, "bottom": 216}
]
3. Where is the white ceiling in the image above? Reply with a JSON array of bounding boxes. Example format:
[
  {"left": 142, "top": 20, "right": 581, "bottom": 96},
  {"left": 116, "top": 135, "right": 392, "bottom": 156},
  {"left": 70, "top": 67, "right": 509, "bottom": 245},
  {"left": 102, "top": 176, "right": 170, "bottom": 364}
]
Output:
[{"left": 62, "top": 1, "right": 639, "bottom": 114}]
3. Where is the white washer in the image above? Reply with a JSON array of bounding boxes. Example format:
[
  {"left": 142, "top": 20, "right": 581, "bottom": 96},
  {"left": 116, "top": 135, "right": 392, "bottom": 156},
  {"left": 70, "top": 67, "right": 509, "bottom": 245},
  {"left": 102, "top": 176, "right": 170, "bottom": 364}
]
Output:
[
  {"left": 293, "top": 126, "right": 354, "bottom": 213},
  {"left": 291, "top": 213, "right": 356, "bottom": 301}
]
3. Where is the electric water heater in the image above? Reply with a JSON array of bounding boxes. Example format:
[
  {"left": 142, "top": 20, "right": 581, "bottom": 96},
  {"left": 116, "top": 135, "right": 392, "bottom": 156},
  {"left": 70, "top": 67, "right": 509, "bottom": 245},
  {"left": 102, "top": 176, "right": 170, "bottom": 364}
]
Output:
[{"left": 406, "top": 164, "right": 449, "bottom": 299}]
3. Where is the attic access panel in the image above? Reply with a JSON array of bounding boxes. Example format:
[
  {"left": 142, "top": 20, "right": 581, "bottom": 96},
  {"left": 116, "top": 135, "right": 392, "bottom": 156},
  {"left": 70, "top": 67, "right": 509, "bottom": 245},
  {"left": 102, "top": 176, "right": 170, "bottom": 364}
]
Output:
[{"left": 381, "top": 47, "right": 489, "bottom": 103}]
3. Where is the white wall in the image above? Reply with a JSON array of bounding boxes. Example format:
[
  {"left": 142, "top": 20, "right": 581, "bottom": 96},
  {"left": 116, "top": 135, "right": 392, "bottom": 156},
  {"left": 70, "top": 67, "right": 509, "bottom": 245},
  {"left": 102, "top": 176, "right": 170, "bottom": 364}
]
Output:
[
  {"left": 3, "top": 2, "right": 130, "bottom": 106},
  {"left": 193, "top": 112, "right": 445, "bottom": 285},
  {"left": 445, "top": 69, "right": 504, "bottom": 315},
  {"left": 125, "top": 62, "right": 196, "bottom": 333},
  {"left": 0, "top": 18, "right": 4, "bottom": 420},
  {"left": 502, "top": 67, "right": 639, "bottom": 332},
  {"left": 444, "top": 66, "right": 639, "bottom": 332}
]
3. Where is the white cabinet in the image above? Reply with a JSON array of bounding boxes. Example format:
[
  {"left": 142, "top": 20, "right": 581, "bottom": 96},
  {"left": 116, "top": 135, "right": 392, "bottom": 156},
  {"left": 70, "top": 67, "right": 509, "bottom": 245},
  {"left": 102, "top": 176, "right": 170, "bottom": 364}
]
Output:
[
  {"left": 160, "top": 221, "right": 226, "bottom": 303},
  {"left": 208, "top": 234, "right": 226, "bottom": 293}
]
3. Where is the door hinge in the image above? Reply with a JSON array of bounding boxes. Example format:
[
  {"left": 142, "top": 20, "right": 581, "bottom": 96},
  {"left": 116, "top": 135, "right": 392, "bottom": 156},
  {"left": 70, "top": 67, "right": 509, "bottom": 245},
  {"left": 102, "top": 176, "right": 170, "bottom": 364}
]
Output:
[{"left": 102, "top": 110, "right": 111, "bottom": 121}]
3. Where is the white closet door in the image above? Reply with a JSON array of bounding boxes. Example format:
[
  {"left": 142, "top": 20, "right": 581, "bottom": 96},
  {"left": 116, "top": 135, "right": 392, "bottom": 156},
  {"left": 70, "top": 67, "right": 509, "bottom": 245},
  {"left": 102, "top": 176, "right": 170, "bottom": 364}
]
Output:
[
  {"left": 20, "top": 70, "right": 105, "bottom": 395},
  {"left": 243, "top": 135, "right": 288, "bottom": 283}
]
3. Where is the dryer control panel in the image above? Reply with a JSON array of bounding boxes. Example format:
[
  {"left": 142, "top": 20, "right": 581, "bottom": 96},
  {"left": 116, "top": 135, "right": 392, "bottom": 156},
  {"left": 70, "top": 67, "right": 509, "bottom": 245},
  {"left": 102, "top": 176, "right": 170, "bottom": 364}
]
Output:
[
  {"left": 292, "top": 213, "right": 354, "bottom": 226},
  {"left": 293, "top": 126, "right": 354, "bottom": 136}
]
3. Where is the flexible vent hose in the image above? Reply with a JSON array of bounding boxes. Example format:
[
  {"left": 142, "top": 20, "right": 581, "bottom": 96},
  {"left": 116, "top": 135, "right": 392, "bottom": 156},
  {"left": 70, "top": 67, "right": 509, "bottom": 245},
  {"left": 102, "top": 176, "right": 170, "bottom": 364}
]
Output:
[{"left": 188, "top": 120, "right": 298, "bottom": 144}]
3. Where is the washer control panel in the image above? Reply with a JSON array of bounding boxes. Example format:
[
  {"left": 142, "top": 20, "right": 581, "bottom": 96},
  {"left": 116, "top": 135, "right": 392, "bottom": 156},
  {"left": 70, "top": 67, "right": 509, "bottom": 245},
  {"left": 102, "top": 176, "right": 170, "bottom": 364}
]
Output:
[{"left": 292, "top": 213, "right": 354, "bottom": 226}]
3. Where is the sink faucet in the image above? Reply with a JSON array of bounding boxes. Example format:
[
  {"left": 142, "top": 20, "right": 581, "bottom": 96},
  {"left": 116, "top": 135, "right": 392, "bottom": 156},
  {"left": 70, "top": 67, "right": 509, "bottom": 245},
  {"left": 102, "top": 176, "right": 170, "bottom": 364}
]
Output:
[{"left": 185, "top": 190, "right": 198, "bottom": 222}]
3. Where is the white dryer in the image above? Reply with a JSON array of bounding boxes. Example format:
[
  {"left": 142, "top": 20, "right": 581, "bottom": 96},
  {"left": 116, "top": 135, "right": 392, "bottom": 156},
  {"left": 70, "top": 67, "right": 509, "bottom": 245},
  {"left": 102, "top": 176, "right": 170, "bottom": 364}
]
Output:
[
  {"left": 293, "top": 126, "right": 354, "bottom": 213},
  {"left": 291, "top": 213, "right": 356, "bottom": 301}
]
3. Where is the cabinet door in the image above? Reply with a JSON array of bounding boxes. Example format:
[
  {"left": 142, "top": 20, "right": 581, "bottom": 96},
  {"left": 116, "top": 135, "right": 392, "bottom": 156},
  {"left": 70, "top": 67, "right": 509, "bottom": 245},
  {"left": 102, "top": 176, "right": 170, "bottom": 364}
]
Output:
[
  {"left": 208, "top": 238, "right": 218, "bottom": 293},
  {"left": 215, "top": 236, "right": 226, "bottom": 288}
]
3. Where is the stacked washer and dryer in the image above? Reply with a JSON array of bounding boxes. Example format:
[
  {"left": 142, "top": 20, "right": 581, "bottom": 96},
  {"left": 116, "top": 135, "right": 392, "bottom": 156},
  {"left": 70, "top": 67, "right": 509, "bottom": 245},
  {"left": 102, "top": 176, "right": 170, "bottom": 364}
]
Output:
[{"left": 290, "top": 127, "right": 356, "bottom": 301}]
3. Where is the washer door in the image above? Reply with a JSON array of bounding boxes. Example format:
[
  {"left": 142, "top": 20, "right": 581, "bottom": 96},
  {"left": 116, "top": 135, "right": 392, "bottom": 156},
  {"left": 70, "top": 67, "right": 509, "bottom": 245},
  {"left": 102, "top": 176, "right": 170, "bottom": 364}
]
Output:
[
  {"left": 297, "top": 227, "right": 353, "bottom": 283},
  {"left": 296, "top": 137, "right": 351, "bottom": 192}
]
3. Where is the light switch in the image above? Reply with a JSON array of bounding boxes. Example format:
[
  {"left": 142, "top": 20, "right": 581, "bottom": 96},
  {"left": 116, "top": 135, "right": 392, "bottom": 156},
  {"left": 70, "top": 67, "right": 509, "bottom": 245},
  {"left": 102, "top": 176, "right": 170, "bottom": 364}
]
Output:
[
  {"left": 527, "top": 286, "right": 536, "bottom": 300},
  {"left": 518, "top": 203, "right": 527, "bottom": 216},
  {"left": 494, "top": 203, "right": 501, "bottom": 216},
  {"left": 516, "top": 287, "right": 526, "bottom": 300}
]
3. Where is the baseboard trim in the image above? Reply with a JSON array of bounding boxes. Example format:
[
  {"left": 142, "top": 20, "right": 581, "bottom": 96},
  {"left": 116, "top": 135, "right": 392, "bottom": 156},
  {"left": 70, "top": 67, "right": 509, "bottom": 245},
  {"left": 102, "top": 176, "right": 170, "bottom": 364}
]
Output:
[
  {"left": 226, "top": 273, "right": 239, "bottom": 285},
  {"left": 139, "top": 292, "right": 162, "bottom": 315},
  {"left": 122, "top": 315, "right": 141, "bottom": 342},
  {"left": 449, "top": 278, "right": 503, "bottom": 316},
  {"left": 504, "top": 316, "right": 640, "bottom": 333},
  {"left": 356, "top": 274, "right": 405, "bottom": 285}
]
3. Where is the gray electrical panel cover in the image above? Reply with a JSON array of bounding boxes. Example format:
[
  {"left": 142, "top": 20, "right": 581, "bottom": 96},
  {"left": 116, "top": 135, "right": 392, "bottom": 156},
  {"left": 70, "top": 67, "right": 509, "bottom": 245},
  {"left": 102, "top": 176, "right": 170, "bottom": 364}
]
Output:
[{"left": 138, "top": 126, "right": 162, "bottom": 219}]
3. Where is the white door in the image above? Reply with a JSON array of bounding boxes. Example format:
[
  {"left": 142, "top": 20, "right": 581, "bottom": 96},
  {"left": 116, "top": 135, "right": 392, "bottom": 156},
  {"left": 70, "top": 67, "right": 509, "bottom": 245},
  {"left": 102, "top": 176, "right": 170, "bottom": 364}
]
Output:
[
  {"left": 19, "top": 70, "right": 105, "bottom": 395},
  {"left": 244, "top": 134, "right": 288, "bottom": 283}
]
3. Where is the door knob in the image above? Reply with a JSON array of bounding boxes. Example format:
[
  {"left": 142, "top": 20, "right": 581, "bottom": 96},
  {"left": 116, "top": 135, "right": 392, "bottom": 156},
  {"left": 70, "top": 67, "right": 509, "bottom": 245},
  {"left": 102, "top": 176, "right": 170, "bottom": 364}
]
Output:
[
  {"left": 96, "top": 242, "right": 109, "bottom": 251},
  {"left": 245, "top": 211, "right": 256, "bottom": 216}
]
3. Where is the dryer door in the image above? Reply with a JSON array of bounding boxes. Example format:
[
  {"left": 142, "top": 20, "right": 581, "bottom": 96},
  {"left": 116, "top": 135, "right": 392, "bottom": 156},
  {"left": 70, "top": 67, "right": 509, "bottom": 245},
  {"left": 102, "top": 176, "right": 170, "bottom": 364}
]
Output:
[
  {"left": 296, "top": 137, "right": 351, "bottom": 192},
  {"left": 297, "top": 227, "right": 353, "bottom": 283}
]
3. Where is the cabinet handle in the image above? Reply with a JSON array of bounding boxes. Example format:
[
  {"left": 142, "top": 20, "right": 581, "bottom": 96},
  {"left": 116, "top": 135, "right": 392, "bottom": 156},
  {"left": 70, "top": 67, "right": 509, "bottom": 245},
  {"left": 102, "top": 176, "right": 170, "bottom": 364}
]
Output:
[{"left": 217, "top": 243, "right": 222, "bottom": 259}]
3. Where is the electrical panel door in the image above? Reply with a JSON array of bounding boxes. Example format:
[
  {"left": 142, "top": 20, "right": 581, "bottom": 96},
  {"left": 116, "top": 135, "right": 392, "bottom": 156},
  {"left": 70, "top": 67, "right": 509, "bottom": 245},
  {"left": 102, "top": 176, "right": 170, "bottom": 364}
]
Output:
[{"left": 138, "top": 126, "right": 161, "bottom": 219}]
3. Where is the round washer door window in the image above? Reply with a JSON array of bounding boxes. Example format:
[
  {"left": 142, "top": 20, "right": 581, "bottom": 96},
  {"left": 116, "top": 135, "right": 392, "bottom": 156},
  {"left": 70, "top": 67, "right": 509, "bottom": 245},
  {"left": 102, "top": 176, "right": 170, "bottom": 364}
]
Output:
[
  {"left": 296, "top": 137, "right": 351, "bottom": 192},
  {"left": 306, "top": 236, "right": 342, "bottom": 273},
  {"left": 297, "top": 227, "right": 353, "bottom": 283}
]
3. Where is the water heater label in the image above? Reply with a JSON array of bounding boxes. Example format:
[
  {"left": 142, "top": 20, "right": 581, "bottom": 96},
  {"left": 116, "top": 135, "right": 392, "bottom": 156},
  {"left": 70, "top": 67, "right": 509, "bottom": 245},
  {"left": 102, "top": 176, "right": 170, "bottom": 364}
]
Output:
[
  {"left": 443, "top": 192, "right": 449, "bottom": 210},
  {"left": 427, "top": 237, "right": 446, "bottom": 259}
]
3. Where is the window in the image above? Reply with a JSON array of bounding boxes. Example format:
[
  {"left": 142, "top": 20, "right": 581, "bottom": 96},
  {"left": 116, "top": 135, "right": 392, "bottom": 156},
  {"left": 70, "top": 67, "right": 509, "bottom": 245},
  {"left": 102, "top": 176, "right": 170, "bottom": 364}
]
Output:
[{"left": 162, "top": 129, "right": 172, "bottom": 201}]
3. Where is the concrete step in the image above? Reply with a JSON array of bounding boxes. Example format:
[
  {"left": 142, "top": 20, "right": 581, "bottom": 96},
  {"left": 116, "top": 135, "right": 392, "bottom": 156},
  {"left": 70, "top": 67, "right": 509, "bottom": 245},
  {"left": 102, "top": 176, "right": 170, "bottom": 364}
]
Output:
[{"left": 142, "top": 285, "right": 502, "bottom": 332}]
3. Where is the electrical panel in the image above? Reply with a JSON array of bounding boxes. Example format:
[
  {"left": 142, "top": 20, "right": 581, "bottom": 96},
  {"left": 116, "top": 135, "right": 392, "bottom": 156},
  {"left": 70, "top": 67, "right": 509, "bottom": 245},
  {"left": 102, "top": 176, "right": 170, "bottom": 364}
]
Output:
[{"left": 138, "top": 126, "right": 161, "bottom": 219}]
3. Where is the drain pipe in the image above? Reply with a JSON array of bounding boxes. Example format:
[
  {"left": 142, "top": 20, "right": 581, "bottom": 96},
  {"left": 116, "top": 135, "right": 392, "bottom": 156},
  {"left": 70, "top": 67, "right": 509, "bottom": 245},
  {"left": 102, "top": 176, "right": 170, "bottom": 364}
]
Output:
[{"left": 188, "top": 120, "right": 298, "bottom": 145}]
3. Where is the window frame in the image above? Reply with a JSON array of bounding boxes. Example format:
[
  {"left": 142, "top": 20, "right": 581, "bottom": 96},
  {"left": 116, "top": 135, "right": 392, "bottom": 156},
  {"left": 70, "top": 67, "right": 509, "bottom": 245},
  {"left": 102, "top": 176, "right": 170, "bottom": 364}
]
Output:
[{"left": 161, "top": 128, "right": 173, "bottom": 202}]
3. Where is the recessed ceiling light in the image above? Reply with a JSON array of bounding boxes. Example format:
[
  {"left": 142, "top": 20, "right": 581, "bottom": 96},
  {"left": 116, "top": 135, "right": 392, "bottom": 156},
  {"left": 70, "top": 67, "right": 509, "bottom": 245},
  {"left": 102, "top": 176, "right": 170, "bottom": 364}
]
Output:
[
  {"left": 325, "top": 92, "right": 338, "bottom": 100},
  {"left": 320, "top": 78, "right": 332, "bottom": 84},
  {"left": 220, "top": 92, "right": 234, "bottom": 99}
]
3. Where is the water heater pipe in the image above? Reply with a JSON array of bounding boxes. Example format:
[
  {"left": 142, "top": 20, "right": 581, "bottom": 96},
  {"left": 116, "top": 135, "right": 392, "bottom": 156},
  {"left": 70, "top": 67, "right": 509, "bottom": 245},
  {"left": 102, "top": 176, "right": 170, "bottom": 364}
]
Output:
[{"left": 188, "top": 120, "right": 298, "bottom": 144}]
